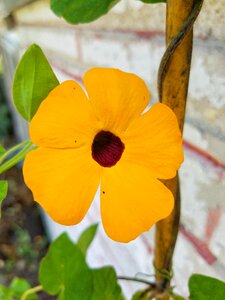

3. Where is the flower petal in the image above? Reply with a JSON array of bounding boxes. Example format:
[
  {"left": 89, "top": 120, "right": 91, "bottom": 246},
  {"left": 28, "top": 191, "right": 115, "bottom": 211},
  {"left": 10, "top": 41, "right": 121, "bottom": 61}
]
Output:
[
  {"left": 23, "top": 147, "right": 100, "bottom": 225},
  {"left": 100, "top": 161, "right": 174, "bottom": 242},
  {"left": 30, "top": 80, "right": 99, "bottom": 149},
  {"left": 122, "top": 103, "right": 184, "bottom": 179},
  {"left": 83, "top": 68, "right": 150, "bottom": 135}
]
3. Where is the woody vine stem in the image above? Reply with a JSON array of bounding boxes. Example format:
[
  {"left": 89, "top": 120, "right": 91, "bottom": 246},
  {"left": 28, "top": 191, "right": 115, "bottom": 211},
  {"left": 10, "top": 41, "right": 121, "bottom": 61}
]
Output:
[{"left": 154, "top": 0, "right": 204, "bottom": 297}]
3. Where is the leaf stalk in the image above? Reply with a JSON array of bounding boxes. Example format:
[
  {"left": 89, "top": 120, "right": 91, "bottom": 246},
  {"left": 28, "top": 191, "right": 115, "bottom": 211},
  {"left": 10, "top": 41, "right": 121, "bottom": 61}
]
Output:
[
  {"left": 0, "top": 141, "right": 33, "bottom": 174},
  {"left": 20, "top": 285, "right": 43, "bottom": 300}
]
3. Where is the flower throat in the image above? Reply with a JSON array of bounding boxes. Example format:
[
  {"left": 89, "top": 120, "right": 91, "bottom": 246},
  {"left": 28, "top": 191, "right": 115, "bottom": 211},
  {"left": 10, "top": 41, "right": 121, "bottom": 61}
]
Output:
[{"left": 92, "top": 131, "right": 125, "bottom": 167}]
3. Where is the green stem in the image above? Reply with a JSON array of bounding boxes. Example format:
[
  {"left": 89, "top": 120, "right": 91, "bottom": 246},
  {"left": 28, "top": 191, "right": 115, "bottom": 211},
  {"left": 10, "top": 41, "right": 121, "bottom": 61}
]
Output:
[
  {"left": 0, "top": 140, "right": 30, "bottom": 165},
  {"left": 20, "top": 285, "right": 43, "bottom": 300},
  {"left": 0, "top": 141, "right": 33, "bottom": 174}
]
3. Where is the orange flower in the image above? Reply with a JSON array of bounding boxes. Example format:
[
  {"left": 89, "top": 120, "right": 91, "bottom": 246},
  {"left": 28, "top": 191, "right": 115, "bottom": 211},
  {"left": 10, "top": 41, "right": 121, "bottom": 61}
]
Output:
[{"left": 23, "top": 68, "right": 183, "bottom": 242}]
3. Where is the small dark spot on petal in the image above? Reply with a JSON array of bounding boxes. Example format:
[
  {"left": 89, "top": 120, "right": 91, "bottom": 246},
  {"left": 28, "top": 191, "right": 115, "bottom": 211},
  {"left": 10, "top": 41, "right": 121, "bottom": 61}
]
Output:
[
  {"left": 75, "top": 140, "right": 77, "bottom": 143},
  {"left": 102, "top": 191, "right": 105, "bottom": 194}
]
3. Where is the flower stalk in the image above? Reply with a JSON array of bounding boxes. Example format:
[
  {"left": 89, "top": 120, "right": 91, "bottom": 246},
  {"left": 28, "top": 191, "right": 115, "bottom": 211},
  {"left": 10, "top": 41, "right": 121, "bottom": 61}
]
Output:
[{"left": 154, "top": 0, "right": 204, "bottom": 296}]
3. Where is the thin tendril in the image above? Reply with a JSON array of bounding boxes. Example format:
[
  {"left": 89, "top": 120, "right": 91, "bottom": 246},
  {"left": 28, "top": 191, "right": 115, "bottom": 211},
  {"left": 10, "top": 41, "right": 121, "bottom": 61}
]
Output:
[{"left": 117, "top": 276, "right": 156, "bottom": 287}]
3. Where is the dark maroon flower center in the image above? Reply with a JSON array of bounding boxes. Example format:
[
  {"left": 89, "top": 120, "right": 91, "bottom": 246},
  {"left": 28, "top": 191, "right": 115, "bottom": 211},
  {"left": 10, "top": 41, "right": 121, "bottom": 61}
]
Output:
[{"left": 92, "top": 131, "right": 125, "bottom": 167}]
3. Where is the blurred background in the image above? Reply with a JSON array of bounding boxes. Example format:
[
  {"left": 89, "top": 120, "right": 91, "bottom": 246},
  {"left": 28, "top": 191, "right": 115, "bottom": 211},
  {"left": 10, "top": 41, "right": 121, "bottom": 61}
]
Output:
[{"left": 0, "top": 0, "right": 225, "bottom": 298}]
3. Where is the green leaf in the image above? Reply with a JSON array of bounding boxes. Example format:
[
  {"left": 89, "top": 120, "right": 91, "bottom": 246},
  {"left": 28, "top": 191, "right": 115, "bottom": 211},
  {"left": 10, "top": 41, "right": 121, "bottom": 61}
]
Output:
[
  {"left": 9, "top": 277, "right": 30, "bottom": 295},
  {"left": 9, "top": 277, "right": 36, "bottom": 299},
  {"left": 0, "top": 284, "right": 13, "bottom": 300},
  {"left": 189, "top": 274, "right": 225, "bottom": 300},
  {"left": 139, "top": 0, "right": 166, "bottom": 3},
  {"left": 51, "top": 0, "right": 120, "bottom": 24},
  {"left": 13, "top": 44, "right": 59, "bottom": 121},
  {"left": 0, "top": 180, "right": 8, "bottom": 216},
  {"left": 77, "top": 223, "right": 98, "bottom": 256},
  {"left": 0, "top": 180, "right": 8, "bottom": 201},
  {"left": 0, "top": 278, "right": 36, "bottom": 300},
  {"left": 0, "top": 144, "right": 6, "bottom": 157},
  {"left": 131, "top": 290, "right": 149, "bottom": 300},
  {"left": 91, "top": 267, "right": 122, "bottom": 300},
  {"left": 39, "top": 233, "right": 93, "bottom": 300}
]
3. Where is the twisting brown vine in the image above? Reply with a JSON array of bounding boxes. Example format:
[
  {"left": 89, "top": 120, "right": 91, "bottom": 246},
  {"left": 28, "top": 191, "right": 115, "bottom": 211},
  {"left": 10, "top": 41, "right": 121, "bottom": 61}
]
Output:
[
  {"left": 154, "top": 0, "right": 204, "bottom": 299},
  {"left": 158, "top": 0, "right": 204, "bottom": 102}
]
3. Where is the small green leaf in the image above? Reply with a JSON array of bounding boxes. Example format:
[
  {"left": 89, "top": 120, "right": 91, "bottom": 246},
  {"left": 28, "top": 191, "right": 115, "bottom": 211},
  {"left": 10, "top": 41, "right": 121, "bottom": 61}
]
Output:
[
  {"left": 131, "top": 290, "right": 149, "bottom": 300},
  {"left": 0, "top": 145, "right": 6, "bottom": 157},
  {"left": 91, "top": 267, "right": 122, "bottom": 300},
  {"left": 51, "top": 0, "right": 120, "bottom": 24},
  {"left": 77, "top": 223, "right": 98, "bottom": 256},
  {"left": 139, "top": 0, "right": 166, "bottom": 3},
  {"left": 0, "top": 181, "right": 8, "bottom": 201},
  {"left": 0, "top": 284, "right": 13, "bottom": 300},
  {"left": 9, "top": 277, "right": 34, "bottom": 298},
  {"left": 39, "top": 233, "right": 93, "bottom": 300},
  {"left": 0, "top": 279, "right": 36, "bottom": 300},
  {"left": 0, "top": 180, "right": 8, "bottom": 216},
  {"left": 189, "top": 274, "right": 225, "bottom": 300},
  {"left": 13, "top": 44, "right": 59, "bottom": 121}
]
